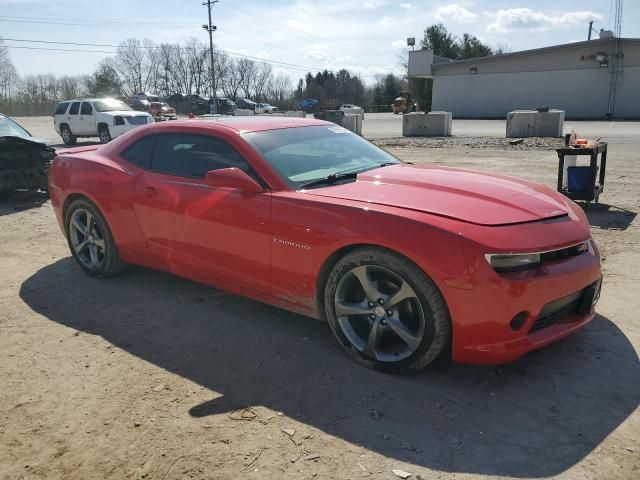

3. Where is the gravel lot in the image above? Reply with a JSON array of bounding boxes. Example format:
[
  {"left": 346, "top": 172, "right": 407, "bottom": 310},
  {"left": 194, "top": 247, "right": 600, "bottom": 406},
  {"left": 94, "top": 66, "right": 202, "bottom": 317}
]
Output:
[{"left": 0, "top": 117, "right": 638, "bottom": 479}]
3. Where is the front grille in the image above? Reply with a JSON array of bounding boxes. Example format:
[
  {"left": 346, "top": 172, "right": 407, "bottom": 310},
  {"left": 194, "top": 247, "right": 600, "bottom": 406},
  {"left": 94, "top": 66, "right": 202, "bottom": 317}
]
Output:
[
  {"left": 540, "top": 242, "right": 588, "bottom": 263},
  {"left": 528, "top": 278, "right": 601, "bottom": 334},
  {"left": 125, "top": 116, "right": 148, "bottom": 125},
  {"left": 529, "top": 294, "right": 582, "bottom": 333}
]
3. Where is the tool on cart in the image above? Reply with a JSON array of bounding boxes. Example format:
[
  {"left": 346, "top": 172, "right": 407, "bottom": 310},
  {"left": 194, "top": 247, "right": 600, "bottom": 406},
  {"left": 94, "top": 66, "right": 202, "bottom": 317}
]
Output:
[{"left": 555, "top": 131, "right": 607, "bottom": 204}]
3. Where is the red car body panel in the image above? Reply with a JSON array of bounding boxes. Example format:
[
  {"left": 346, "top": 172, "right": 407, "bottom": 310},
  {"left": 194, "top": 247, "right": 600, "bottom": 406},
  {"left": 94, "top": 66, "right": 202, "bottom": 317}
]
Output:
[{"left": 48, "top": 118, "right": 601, "bottom": 365}]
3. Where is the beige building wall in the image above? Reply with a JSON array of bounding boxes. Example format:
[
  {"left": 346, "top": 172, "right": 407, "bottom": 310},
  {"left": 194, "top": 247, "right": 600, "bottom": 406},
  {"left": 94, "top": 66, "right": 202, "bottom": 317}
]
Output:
[{"left": 430, "top": 40, "right": 640, "bottom": 119}]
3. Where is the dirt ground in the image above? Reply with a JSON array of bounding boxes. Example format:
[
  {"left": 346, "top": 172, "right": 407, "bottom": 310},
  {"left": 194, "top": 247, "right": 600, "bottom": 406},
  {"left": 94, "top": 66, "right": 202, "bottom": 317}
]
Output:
[{"left": 1, "top": 136, "right": 639, "bottom": 479}]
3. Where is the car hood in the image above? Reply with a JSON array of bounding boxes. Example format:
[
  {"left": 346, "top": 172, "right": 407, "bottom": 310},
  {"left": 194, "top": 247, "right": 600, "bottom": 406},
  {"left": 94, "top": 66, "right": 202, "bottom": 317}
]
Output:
[
  {"left": 0, "top": 135, "right": 55, "bottom": 170},
  {"left": 104, "top": 110, "right": 149, "bottom": 117},
  {"left": 302, "top": 164, "right": 570, "bottom": 226}
]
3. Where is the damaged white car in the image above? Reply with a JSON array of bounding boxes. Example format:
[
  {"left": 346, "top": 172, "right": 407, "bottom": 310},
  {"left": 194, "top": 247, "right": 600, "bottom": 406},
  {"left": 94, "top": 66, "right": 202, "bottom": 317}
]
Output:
[{"left": 54, "top": 98, "right": 153, "bottom": 145}]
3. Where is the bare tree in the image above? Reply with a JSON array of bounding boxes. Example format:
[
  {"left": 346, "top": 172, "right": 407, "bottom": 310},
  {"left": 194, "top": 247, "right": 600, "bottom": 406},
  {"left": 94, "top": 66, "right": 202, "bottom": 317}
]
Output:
[
  {"left": 267, "top": 72, "right": 293, "bottom": 104},
  {"left": 253, "top": 62, "right": 273, "bottom": 102},
  {"left": 115, "top": 39, "right": 149, "bottom": 96},
  {"left": 220, "top": 57, "right": 246, "bottom": 100},
  {"left": 237, "top": 58, "right": 257, "bottom": 98},
  {"left": 0, "top": 37, "right": 18, "bottom": 102},
  {"left": 57, "top": 75, "right": 86, "bottom": 100}
]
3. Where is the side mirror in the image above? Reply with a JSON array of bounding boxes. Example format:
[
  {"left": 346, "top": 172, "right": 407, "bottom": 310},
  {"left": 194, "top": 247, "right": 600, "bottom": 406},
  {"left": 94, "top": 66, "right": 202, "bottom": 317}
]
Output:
[{"left": 204, "top": 168, "right": 263, "bottom": 193}]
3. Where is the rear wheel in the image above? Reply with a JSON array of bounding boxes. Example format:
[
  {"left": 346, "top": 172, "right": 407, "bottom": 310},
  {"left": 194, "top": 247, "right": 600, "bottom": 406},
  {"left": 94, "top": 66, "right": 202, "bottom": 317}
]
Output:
[
  {"left": 323, "top": 247, "right": 450, "bottom": 373},
  {"left": 61, "top": 125, "right": 76, "bottom": 145},
  {"left": 65, "top": 198, "right": 126, "bottom": 278},
  {"left": 99, "top": 125, "right": 112, "bottom": 144}
]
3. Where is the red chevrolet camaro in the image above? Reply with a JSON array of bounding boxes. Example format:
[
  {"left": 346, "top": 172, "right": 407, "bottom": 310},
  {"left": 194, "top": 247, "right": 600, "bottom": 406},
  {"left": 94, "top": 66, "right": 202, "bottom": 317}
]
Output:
[{"left": 48, "top": 117, "right": 602, "bottom": 372}]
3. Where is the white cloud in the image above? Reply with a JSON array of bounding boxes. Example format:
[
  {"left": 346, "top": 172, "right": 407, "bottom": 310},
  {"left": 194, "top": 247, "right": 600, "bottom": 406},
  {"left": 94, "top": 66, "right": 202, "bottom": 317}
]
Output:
[
  {"left": 363, "top": 2, "right": 375, "bottom": 9},
  {"left": 255, "top": 51, "right": 272, "bottom": 61},
  {"left": 400, "top": 3, "right": 412, "bottom": 8},
  {"left": 378, "top": 15, "right": 393, "bottom": 25},
  {"left": 304, "top": 43, "right": 332, "bottom": 61},
  {"left": 434, "top": 4, "right": 477, "bottom": 23},
  {"left": 392, "top": 40, "right": 407, "bottom": 48},
  {"left": 487, "top": 8, "right": 603, "bottom": 33}
]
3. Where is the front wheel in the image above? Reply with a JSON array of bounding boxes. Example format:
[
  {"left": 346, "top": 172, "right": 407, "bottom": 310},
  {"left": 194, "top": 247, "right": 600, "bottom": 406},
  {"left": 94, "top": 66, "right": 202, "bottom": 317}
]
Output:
[
  {"left": 323, "top": 247, "right": 451, "bottom": 373},
  {"left": 65, "top": 198, "right": 126, "bottom": 278}
]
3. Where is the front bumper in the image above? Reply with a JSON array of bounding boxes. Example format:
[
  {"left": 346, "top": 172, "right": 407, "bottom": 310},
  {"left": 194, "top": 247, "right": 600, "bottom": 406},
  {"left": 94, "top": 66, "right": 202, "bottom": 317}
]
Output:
[
  {"left": 0, "top": 165, "right": 49, "bottom": 192},
  {"left": 445, "top": 242, "right": 602, "bottom": 364}
]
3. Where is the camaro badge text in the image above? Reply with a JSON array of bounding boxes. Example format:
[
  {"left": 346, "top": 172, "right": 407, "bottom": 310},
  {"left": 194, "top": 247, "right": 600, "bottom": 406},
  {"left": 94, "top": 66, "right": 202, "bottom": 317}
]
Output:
[{"left": 273, "top": 237, "right": 311, "bottom": 250}]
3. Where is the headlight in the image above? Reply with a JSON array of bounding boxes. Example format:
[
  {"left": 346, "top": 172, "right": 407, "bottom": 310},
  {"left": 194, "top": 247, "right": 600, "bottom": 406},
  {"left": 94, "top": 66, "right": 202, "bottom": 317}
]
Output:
[{"left": 485, "top": 253, "right": 541, "bottom": 273}]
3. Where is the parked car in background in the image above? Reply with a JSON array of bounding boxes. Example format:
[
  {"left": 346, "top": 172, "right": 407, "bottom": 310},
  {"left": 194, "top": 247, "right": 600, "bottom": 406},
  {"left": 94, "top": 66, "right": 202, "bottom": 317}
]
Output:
[
  {"left": 262, "top": 103, "right": 278, "bottom": 113},
  {"left": 215, "top": 98, "right": 237, "bottom": 115},
  {"left": 235, "top": 98, "right": 257, "bottom": 111},
  {"left": 131, "top": 92, "right": 160, "bottom": 111},
  {"left": 0, "top": 113, "right": 54, "bottom": 193},
  {"left": 49, "top": 117, "right": 602, "bottom": 373},
  {"left": 255, "top": 103, "right": 268, "bottom": 114},
  {"left": 298, "top": 98, "right": 318, "bottom": 111},
  {"left": 149, "top": 102, "right": 177, "bottom": 121},
  {"left": 53, "top": 98, "right": 153, "bottom": 145},
  {"left": 340, "top": 103, "right": 365, "bottom": 118},
  {"left": 166, "top": 93, "right": 188, "bottom": 105}
]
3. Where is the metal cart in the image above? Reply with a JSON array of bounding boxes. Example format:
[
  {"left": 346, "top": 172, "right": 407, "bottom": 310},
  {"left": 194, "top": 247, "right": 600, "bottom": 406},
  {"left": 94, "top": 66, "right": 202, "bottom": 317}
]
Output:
[{"left": 556, "top": 142, "right": 607, "bottom": 203}]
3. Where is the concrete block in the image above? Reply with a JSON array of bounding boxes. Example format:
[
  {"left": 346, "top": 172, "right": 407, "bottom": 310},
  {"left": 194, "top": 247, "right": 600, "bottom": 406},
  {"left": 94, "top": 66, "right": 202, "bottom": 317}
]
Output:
[
  {"left": 314, "top": 110, "right": 345, "bottom": 125},
  {"left": 342, "top": 113, "right": 363, "bottom": 135},
  {"left": 341, "top": 107, "right": 365, "bottom": 118},
  {"left": 402, "top": 111, "right": 452, "bottom": 136},
  {"left": 284, "top": 110, "right": 306, "bottom": 117},
  {"left": 234, "top": 109, "right": 254, "bottom": 116},
  {"left": 506, "top": 110, "right": 564, "bottom": 138}
]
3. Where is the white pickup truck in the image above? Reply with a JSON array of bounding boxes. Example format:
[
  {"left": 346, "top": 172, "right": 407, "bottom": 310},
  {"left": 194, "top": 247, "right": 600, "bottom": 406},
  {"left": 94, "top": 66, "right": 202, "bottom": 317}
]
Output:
[{"left": 54, "top": 98, "right": 153, "bottom": 145}]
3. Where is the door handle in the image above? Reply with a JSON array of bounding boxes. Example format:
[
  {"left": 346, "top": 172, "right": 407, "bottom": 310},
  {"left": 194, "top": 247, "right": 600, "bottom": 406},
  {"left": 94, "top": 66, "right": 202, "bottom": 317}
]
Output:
[{"left": 141, "top": 186, "right": 158, "bottom": 197}]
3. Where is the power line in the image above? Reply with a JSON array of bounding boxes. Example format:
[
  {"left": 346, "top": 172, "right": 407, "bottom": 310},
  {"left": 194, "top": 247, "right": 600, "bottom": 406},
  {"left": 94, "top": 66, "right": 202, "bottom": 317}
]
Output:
[
  {"left": 2, "top": 38, "right": 386, "bottom": 77},
  {"left": 0, "top": 14, "right": 379, "bottom": 69},
  {"left": 4, "top": 45, "right": 118, "bottom": 54},
  {"left": 0, "top": 14, "right": 195, "bottom": 27},
  {"left": 215, "top": 2, "right": 385, "bottom": 57}
]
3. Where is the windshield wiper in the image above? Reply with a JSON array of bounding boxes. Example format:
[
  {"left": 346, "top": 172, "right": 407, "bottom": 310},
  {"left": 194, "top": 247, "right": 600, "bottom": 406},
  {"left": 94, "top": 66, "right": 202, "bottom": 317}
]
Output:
[{"left": 299, "top": 171, "right": 360, "bottom": 190}]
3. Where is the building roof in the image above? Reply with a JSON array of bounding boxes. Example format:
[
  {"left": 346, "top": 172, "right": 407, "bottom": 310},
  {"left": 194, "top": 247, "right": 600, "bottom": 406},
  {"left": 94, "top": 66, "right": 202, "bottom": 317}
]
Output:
[{"left": 431, "top": 37, "right": 640, "bottom": 70}]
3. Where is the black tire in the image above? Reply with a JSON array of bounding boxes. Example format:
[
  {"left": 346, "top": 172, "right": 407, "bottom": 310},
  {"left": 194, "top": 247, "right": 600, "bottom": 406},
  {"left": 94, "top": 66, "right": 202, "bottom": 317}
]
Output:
[
  {"left": 60, "top": 125, "right": 76, "bottom": 146},
  {"left": 323, "top": 247, "right": 451, "bottom": 373},
  {"left": 64, "top": 198, "right": 126, "bottom": 278},
  {"left": 98, "top": 125, "right": 112, "bottom": 144}
]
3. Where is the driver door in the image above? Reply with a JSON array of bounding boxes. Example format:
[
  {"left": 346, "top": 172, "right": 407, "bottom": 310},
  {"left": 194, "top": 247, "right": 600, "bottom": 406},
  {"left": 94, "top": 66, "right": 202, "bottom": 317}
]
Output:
[{"left": 131, "top": 133, "right": 272, "bottom": 294}]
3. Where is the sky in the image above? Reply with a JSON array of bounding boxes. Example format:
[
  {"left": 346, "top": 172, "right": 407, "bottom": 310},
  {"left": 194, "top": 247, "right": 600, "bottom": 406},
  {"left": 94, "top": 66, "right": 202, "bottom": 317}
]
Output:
[{"left": 1, "top": 0, "right": 638, "bottom": 84}]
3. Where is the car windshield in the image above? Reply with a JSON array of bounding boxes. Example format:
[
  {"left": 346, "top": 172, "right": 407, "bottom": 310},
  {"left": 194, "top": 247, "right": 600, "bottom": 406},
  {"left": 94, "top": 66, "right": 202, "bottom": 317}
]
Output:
[
  {"left": 0, "top": 115, "right": 31, "bottom": 139},
  {"left": 244, "top": 125, "right": 400, "bottom": 189},
  {"left": 93, "top": 99, "right": 133, "bottom": 112}
]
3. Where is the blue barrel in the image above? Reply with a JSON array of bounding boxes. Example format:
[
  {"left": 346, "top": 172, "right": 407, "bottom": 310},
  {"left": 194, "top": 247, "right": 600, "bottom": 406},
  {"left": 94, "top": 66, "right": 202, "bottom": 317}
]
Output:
[{"left": 567, "top": 166, "right": 594, "bottom": 193}]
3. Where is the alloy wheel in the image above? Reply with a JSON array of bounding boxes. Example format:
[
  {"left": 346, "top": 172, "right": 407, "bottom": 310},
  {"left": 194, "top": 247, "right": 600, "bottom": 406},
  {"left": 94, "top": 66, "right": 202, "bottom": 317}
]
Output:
[
  {"left": 334, "top": 265, "right": 426, "bottom": 362},
  {"left": 69, "top": 208, "right": 106, "bottom": 270},
  {"left": 99, "top": 128, "right": 111, "bottom": 144}
]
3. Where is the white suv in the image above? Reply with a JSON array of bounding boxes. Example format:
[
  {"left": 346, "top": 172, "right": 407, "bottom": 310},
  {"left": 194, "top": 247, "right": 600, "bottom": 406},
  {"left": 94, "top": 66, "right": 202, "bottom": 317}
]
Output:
[{"left": 54, "top": 98, "right": 153, "bottom": 145}]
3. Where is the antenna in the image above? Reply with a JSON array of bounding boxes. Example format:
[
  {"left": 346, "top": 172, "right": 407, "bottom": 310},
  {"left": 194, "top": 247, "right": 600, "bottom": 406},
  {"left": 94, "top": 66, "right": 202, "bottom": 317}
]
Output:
[{"left": 607, "top": 0, "right": 623, "bottom": 118}]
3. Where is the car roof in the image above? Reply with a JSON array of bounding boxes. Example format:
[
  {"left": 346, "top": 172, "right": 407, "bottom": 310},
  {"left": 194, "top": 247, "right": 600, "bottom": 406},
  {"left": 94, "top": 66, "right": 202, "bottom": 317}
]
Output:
[
  {"left": 158, "top": 116, "right": 329, "bottom": 134},
  {"left": 56, "top": 98, "right": 123, "bottom": 103}
]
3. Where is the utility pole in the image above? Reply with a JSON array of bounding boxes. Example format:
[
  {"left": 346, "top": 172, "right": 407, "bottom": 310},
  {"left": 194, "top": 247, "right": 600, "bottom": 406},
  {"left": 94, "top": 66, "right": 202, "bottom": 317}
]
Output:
[
  {"left": 587, "top": 20, "right": 593, "bottom": 40},
  {"left": 202, "top": 0, "right": 218, "bottom": 114}
]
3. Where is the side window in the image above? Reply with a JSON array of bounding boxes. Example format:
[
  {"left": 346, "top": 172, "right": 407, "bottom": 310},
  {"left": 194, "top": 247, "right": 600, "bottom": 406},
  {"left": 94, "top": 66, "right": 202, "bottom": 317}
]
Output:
[
  {"left": 151, "top": 134, "right": 253, "bottom": 179},
  {"left": 121, "top": 136, "right": 155, "bottom": 170},
  {"left": 55, "top": 102, "right": 69, "bottom": 115},
  {"left": 80, "top": 102, "right": 93, "bottom": 115},
  {"left": 68, "top": 102, "right": 80, "bottom": 115}
]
